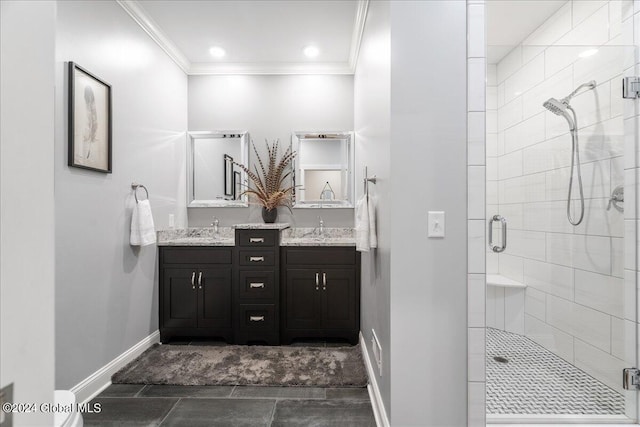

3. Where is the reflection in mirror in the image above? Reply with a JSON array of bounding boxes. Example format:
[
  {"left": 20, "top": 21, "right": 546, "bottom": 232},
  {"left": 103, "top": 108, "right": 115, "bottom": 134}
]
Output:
[
  {"left": 291, "top": 131, "right": 354, "bottom": 208},
  {"left": 187, "top": 131, "right": 249, "bottom": 207}
]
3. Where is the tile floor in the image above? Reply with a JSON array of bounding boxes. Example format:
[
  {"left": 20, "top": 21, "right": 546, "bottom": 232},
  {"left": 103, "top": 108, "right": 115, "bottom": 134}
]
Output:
[
  {"left": 486, "top": 327, "right": 625, "bottom": 415},
  {"left": 83, "top": 339, "right": 376, "bottom": 426}
]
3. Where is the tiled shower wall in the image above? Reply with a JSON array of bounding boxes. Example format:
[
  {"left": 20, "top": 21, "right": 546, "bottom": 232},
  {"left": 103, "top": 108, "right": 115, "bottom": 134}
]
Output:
[{"left": 486, "top": 0, "right": 635, "bottom": 397}]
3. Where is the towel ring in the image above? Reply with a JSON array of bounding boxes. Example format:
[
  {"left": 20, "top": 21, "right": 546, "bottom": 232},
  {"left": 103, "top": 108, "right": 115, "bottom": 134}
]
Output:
[{"left": 131, "top": 183, "right": 148, "bottom": 203}]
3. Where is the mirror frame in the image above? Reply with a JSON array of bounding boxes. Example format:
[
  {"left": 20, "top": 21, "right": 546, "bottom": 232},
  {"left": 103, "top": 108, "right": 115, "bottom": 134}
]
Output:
[
  {"left": 291, "top": 131, "right": 355, "bottom": 208},
  {"left": 187, "top": 130, "right": 249, "bottom": 208}
]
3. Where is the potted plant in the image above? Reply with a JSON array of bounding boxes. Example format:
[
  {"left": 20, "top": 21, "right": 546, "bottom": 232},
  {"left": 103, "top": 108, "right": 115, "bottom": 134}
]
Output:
[{"left": 234, "top": 139, "right": 296, "bottom": 223}]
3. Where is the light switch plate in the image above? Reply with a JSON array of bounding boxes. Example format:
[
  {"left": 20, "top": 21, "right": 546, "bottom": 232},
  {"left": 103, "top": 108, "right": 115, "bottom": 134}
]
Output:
[{"left": 428, "top": 211, "right": 445, "bottom": 238}]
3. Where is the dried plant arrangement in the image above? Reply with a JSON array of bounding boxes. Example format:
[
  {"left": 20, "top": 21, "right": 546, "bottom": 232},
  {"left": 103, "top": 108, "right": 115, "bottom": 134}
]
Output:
[{"left": 234, "top": 139, "right": 296, "bottom": 219}]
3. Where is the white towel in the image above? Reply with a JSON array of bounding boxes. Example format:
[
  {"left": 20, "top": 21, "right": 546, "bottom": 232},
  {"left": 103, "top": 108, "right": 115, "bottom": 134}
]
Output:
[
  {"left": 355, "top": 195, "right": 370, "bottom": 252},
  {"left": 130, "top": 199, "right": 156, "bottom": 246},
  {"left": 368, "top": 194, "right": 377, "bottom": 249}
]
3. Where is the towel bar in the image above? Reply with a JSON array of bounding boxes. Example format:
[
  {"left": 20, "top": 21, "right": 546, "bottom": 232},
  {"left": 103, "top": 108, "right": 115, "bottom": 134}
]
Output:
[{"left": 131, "top": 183, "right": 149, "bottom": 203}]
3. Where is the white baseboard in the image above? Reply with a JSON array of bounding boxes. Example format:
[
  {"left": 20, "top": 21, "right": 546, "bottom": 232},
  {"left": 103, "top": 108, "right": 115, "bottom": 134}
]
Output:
[
  {"left": 360, "top": 332, "right": 390, "bottom": 427},
  {"left": 71, "top": 330, "right": 160, "bottom": 404}
]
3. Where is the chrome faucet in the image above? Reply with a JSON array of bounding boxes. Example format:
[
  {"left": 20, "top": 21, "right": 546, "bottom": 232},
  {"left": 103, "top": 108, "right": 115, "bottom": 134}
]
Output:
[
  {"left": 211, "top": 216, "right": 219, "bottom": 234},
  {"left": 318, "top": 216, "right": 324, "bottom": 235}
]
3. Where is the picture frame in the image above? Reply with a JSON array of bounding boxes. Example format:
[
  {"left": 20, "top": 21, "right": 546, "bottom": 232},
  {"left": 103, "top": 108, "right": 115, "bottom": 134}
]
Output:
[
  {"left": 224, "top": 154, "right": 234, "bottom": 196},
  {"left": 234, "top": 171, "right": 242, "bottom": 200},
  {"left": 68, "top": 62, "right": 112, "bottom": 173}
]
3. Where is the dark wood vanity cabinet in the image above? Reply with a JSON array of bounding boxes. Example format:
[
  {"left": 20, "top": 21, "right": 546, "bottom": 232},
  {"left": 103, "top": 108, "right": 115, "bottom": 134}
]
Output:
[
  {"left": 234, "top": 229, "right": 280, "bottom": 345},
  {"left": 281, "top": 247, "right": 360, "bottom": 345},
  {"left": 159, "top": 247, "right": 233, "bottom": 343}
]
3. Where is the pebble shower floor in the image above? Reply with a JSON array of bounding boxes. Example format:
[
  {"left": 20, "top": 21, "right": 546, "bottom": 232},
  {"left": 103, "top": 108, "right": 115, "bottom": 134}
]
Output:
[{"left": 486, "top": 327, "right": 625, "bottom": 415}]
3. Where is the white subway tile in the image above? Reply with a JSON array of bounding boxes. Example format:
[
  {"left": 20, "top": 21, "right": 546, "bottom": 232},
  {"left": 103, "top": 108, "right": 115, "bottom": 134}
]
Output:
[
  {"left": 611, "top": 316, "right": 635, "bottom": 363},
  {"left": 546, "top": 160, "right": 611, "bottom": 202},
  {"left": 573, "top": 1, "right": 609, "bottom": 27},
  {"left": 468, "top": 274, "right": 486, "bottom": 328},
  {"left": 468, "top": 382, "right": 486, "bottom": 427},
  {"left": 546, "top": 232, "right": 575, "bottom": 268},
  {"left": 546, "top": 294, "right": 611, "bottom": 352},
  {"left": 621, "top": 0, "right": 634, "bottom": 21},
  {"left": 570, "top": 81, "right": 612, "bottom": 129},
  {"left": 524, "top": 66, "right": 573, "bottom": 118},
  {"left": 504, "top": 54, "right": 545, "bottom": 104},
  {"left": 612, "top": 155, "right": 624, "bottom": 191},
  {"left": 525, "top": 287, "right": 546, "bottom": 320},
  {"left": 468, "top": 220, "right": 486, "bottom": 274},
  {"left": 626, "top": 269, "right": 638, "bottom": 321},
  {"left": 504, "top": 287, "right": 525, "bottom": 334},
  {"left": 467, "top": 4, "right": 485, "bottom": 58},
  {"left": 545, "top": 110, "right": 572, "bottom": 140},
  {"left": 525, "top": 314, "right": 575, "bottom": 363},
  {"left": 498, "top": 203, "right": 523, "bottom": 230},
  {"left": 498, "top": 98, "right": 523, "bottom": 131},
  {"left": 574, "top": 46, "right": 625, "bottom": 91},
  {"left": 468, "top": 112, "right": 486, "bottom": 166},
  {"left": 610, "top": 0, "right": 623, "bottom": 39},
  {"left": 486, "top": 179, "right": 498, "bottom": 207},
  {"left": 486, "top": 86, "right": 497, "bottom": 111},
  {"left": 486, "top": 285, "right": 497, "bottom": 328},
  {"left": 486, "top": 133, "right": 498, "bottom": 158},
  {"left": 500, "top": 173, "right": 546, "bottom": 204},
  {"left": 578, "top": 117, "right": 624, "bottom": 164},
  {"left": 487, "top": 251, "right": 499, "bottom": 275},
  {"left": 494, "top": 285, "right": 505, "bottom": 330},
  {"left": 624, "top": 219, "right": 636, "bottom": 272},
  {"left": 557, "top": 5, "right": 610, "bottom": 46},
  {"left": 523, "top": 201, "right": 575, "bottom": 234},
  {"left": 468, "top": 327, "right": 485, "bottom": 382},
  {"left": 574, "top": 338, "right": 626, "bottom": 393},
  {"left": 523, "top": 258, "right": 574, "bottom": 300},
  {"left": 523, "top": 2, "right": 572, "bottom": 47},
  {"left": 504, "top": 112, "right": 546, "bottom": 153},
  {"left": 486, "top": 110, "right": 497, "bottom": 134},
  {"left": 497, "top": 131, "right": 505, "bottom": 156},
  {"left": 497, "top": 46, "right": 522, "bottom": 84},
  {"left": 498, "top": 150, "right": 523, "bottom": 180},
  {"left": 486, "top": 157, "right": 497, "bottom": 181},
  {"left": 624, "top": 116, "right": 638, "bottom": 170},
  {"left": 487, "top": 64, "right": 497, "bottom": 86},
  {"left": 573, "top": 234, "right": 613, "bottom": 275},
  {"left": 510, "top": 230, "right": 546, "bottom": 261},
  {"left": 468, "top": 166, "right": 485, "bottom": 219},
  {"left": 468, "top": 58, "right": 486, "bottom": 112},
  {"left": 544, "top": 46, "right": 585, "bottom": 80},
  {"left": 522, "top": 46, "right": 546, "bottom": 65},
  {"left": 625, "top": 168, "right": 637, "bottom": 220},
  {"left": 573, "top": 197, "right": 624, "bottom": 238},
  {"left": 497, "top": 83, "right": 505, "bottom": 109},
  {"left": 499, "top": 253, "right": 524, "bottom": 282},
  {"left": 575, "top": 270, "right": 624, "bottom": 317},
  {"left": 611, "top": 74, "right": 624, "bottom": 120},
  {"left": 523, "top": 136, "right": 573, "bottom": 175}
]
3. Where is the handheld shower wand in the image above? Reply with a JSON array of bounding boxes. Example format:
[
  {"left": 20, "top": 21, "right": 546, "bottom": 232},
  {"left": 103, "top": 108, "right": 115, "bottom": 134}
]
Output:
[{"left": 542, "top": 80, "right": 596, "bottom": 226}]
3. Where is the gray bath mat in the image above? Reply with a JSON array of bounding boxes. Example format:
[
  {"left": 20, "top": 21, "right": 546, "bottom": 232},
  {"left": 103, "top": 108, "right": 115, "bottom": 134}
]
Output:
[{"left": 112, "top": 344, "right": 368, "bottom": 388}]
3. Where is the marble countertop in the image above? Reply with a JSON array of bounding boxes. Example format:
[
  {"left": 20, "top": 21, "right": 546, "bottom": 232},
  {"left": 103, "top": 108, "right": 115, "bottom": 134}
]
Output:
[
  {"left": 157, "top": 226, "right": 355, "bottom": 247},
  {"left": 232, "top": 223, "right": 291, "bottom": 230}
]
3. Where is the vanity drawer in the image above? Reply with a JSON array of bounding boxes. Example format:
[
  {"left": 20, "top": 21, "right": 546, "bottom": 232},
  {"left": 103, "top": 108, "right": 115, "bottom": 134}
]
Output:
[
  {"left": 237, "top": 230, "right": 277, "bottom": 247},
  {"left": 283, "top": 247, "right": 356, "bottom": 266},
  {"left": 238, "top": 270, "right": 275, "bottom": 300},
  {"left": 238, "top": 250, "right": 275, "bottom": 266},
  {"left": 162, "top": 247, "right": 232, "bottom": 264},
  {"left": 238, "top": 304, "right": 276, "bottom": 332}
]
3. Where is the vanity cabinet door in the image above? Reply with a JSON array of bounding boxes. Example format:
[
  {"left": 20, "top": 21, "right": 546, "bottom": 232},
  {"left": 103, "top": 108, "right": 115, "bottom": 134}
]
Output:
[
  {"left": 197, "top": 267, "right": 232, "bottom": 329},
  {"left": 320, "top": 268, "right": 357, "bottom": 330},
  {"left": 284, "top": 269, "right": 322, "bottom": 330},
  {"left": 162, "top": 268, "right": 198, "bottom": 328}
]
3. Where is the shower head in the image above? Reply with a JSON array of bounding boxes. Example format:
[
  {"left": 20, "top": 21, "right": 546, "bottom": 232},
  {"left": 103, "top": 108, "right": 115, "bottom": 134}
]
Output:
[{"left": 543, "top": 98, "right": 575, "bottom": 130}]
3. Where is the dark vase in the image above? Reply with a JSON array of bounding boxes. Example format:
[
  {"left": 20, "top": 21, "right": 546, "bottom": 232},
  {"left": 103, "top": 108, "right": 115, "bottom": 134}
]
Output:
[{"left": 261, "top": 207, "right": 278, "bottom": 223}]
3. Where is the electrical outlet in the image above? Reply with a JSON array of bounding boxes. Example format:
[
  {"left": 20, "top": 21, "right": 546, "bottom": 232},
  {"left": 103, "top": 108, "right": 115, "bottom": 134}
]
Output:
[{"left": 0, "top": 383, "right": 14, "bottom": 426}]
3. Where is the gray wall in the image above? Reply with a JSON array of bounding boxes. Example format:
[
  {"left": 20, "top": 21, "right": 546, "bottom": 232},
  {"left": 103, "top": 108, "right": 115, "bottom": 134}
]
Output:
[
  {"left": 54, "top": 0, "right": 188, "bottom": 388},
  {"left": 187, "top": 74, "right": 355, "bottom": 227},
  {"left": 389, "top": 1, "right": 468, "bottom": 425},
  {"left": 353, "top": 0, "right": 392, "bottom": 418},
  {"left": 0, "top": 2, "right": 56, "bottom": 425}
]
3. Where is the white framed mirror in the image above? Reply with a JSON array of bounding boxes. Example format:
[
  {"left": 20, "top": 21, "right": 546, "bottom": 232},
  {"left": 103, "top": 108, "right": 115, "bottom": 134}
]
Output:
[
  {"left": 187, "top": 131, "right": 249, "bottom": 207},
  {"left": 291, "top": 131, "right": 354, "bottom": 208}
]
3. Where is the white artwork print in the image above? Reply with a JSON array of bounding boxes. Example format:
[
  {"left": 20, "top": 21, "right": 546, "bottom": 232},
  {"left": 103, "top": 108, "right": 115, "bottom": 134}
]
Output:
[{"left": 74, "top": 69, "right": 109, "bottom": 170}]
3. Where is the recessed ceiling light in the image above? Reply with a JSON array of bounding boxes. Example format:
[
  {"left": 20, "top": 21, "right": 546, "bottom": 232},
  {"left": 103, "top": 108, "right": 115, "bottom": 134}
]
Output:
[
  {"left": 209, "top": 46, "right": 226, "bottom": 58},
  {"left": 578, "top": 48, "right": 598, "bottom": 58},
  {"left": 303, "top": 45, "right": 320, "bottom": 58}
]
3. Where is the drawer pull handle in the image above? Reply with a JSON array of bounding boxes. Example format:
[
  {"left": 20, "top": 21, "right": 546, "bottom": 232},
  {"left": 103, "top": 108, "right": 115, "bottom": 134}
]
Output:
[
  {"left": 191, "top": 272, "right": 196, "bottom": 290},
  {"left": 198, "top": 271, "right": 203, "bottom": 289},
  {"left": 323, "top": 272, "right": 327, "bottom": 291},
  {"left": 249, "top": 316, "right": 265, "bottom": 322},
  {"left": 250, "top": 282, "right": 265, "bottom": 288},
  {"left": 249, "top": 237, "right": 265, "bottom": 243},
  {"left": 249, "top": 256, "right": 265, "bottom": 262}
]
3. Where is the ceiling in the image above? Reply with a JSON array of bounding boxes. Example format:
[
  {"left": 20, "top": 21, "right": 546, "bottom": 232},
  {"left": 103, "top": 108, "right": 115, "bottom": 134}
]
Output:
[
  {"left": 117, "top": 0, "right": 368, "bottom": 75},
  {"left": 487, "top": 0, "right": 566, "bottom": 63}
]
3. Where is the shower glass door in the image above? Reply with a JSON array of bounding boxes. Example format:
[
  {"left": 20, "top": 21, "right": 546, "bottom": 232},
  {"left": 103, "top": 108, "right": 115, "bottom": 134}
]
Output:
[{"left": 485, "top": 2, "right": 638, "bottom": 421}]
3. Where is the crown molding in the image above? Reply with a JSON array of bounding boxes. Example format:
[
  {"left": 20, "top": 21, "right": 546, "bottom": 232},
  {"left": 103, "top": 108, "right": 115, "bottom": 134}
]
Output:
[
  {"left": 116, "top": 0, "right": 191, "bottom": 73},
  {"left": 348, "top": 0, "right": 369, "bottom": 72},
  {"left": 118, "top": 0, "right": 367, "bottom": 75}
]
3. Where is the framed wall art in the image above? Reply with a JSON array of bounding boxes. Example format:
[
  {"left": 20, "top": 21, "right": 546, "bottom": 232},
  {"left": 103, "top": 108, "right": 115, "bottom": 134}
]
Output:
[{"left": 68, "top": 62, "right": 112, "bottom": 173}]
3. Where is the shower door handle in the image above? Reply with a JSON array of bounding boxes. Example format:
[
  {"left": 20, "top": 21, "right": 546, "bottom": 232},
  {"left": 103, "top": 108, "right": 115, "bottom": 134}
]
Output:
[{"left": 488, "top": 215, "right": 507, "bottom": 253}]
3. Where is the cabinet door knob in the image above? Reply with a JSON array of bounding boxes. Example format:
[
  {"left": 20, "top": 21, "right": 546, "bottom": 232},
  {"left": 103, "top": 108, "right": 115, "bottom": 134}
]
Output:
[
  {"left": 315, "top": 272, "right": 319, "bottom": 291},
  {"left": 249, "top": 316, "right": 265, "bottom": 322},
  {"left": 249, "top": 237, "right": 265, "bottom": 243},
  {"left": 322, "top": 272, "right": 327, "bottom": 290},
  {"left": 249, "top": 282, "right": 265, "bottom": 289},
  {"left": 198, "top": 271, "right": 203, "bottom": 289},
  {"left": 249, "top": 256, "right": 265, "bottom": 262},
  {"left": 191, "top": 272, "right": 196, "bottom": 290}
]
